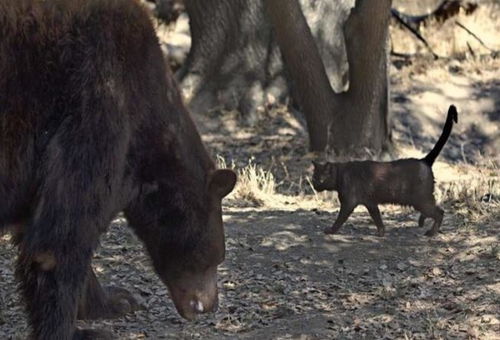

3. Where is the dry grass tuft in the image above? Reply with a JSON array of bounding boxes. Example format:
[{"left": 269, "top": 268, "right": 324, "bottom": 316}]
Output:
[
  {"left": 391, "top": 2, "right": 500, "bottom": 58},
  {"left": 217, "top": 156, "right": 336, "bottom": 210},
  {"left": 436, "top": 163, "right": 499, "bottom": 225},
  {"left": 217, "top": 156, "right": 278, "bottom": 207}
]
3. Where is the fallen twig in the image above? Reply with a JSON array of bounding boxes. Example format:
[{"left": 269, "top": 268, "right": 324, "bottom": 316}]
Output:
[
  {"left": 456, "top": 21, "right": 495, "bottom": 52},
  {"left": 466, "top": 41, "right": 475, "bottom": 57},
  {"left": 391, "top": 9, "right": 440, "bottom": 59}
]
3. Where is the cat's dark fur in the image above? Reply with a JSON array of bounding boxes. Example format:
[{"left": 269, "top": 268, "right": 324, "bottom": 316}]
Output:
[{"left": 312, "top": 105, "right": 458, "bottom": 237}]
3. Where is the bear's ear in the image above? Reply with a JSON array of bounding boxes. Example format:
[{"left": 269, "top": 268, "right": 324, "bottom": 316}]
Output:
[{"left": 208, "top": 169, "right": 237, "bottom": 199}]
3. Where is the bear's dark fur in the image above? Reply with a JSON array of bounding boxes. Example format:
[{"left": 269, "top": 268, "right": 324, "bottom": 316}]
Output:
[{"left": 0, "top": 0, "right": 236, "bottom": 338}]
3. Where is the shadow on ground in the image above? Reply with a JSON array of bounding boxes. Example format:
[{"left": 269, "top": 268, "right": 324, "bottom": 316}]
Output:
[
  {"left": 2, "top": 204, "right": 497, "bottom": 339},
  {"left": 391, "top": 63, "right": 500, "bottom": 163}
]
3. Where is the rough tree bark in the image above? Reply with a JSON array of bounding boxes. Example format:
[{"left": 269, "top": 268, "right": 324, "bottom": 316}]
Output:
[
  {"left": 180, "top": 0, "right": 392, "bottom": 156},
  {"left": 178, "top": 1, "right": 279, "bottom": 120},
  {"left": 263, "top": 0, "right": 334, "bottom": 150},
  {"left": 179, "top": 1, "right": 350, "bottom": 118},
  {"left": 147, "top": 0, "right": 184, "bottom": 23},
  {"left": 332, "top": 0, "right": 393, "bottom": 156}
]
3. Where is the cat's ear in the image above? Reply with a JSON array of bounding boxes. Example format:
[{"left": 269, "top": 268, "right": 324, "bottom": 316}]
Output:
[{"left": 312, "top": 161, "right": 326, "bottom": 173}]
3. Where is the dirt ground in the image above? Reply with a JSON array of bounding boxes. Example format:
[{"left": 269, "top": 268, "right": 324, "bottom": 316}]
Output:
[{"left": 1, "top": 6, "right": 499, "bottom": 340}]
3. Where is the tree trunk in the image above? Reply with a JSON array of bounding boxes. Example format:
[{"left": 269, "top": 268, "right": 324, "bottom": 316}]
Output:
[
  {"left": 179, "top": 0, "right": 282, "bottom": 121},
  {"left": 155, "top": 0, "right": 184, "bottom": 24},
  {"left": 264, "top": 0, "right": 334, "bottom": 151},
  {"left": 267, "top": 0, "right": 392, "bottom": 156},
  {"left": 330, "top": 0, "right": 393, "bottom": 157},
  {"left": 181, "top": 0, "right": 393, "bottom": 156},
  {"left": 179, "top": 0, "right": 350, "bottom": 119}
]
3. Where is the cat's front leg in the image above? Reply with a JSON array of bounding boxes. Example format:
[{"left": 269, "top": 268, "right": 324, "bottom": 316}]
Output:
[{"left": 325, "top": 202, "right": 356, "bottom": 234}]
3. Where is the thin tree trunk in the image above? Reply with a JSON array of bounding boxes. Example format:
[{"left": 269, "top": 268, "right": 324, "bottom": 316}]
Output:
[
  {"left": 264, "top": 0, "right": 334, "bottom": 151},
  {"left": 330, "top": 0, "right": 392, "bottom": 156}
]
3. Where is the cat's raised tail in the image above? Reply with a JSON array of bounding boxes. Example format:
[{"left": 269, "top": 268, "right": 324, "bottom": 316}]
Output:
[{"left": 422, "top": 105, "right": 458, "bottom": 167}]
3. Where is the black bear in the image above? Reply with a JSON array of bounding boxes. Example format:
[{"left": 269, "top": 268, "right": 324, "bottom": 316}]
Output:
[{"left": 0, "top": 0, "right": 236, "bottom": 339}]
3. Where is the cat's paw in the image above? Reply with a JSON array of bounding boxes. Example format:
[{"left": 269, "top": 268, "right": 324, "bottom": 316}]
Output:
[
  {"left": 424, "top": 229, "right": 438, "bottom": 237},
  {"left": 324, "top": 227, "right": 338, "bottom": 235}
]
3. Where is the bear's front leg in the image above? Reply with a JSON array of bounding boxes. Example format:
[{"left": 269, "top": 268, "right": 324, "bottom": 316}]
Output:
[
  {"left": 16, "top": 239, "right": 105, "bottom": 339},
  {"left": 14, "top": 129, "right": 126, "bottom": 338},
  {"left": 78, "top": 266, "right": 141, "bottom": 320}
]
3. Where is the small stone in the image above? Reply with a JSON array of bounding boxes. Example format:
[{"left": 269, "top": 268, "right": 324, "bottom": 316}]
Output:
[{"left": 431, "top": 267, "right": 442, "bottom": 276}]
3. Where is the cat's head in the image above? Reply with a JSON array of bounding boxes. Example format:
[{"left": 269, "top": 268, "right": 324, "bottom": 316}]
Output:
[{"left": 312, "top": 161, "right": 338, "bottom": 192}]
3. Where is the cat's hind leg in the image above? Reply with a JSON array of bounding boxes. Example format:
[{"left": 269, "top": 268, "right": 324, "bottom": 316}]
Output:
[
  {"left": 418, "top": 214, "right": 426, "bottom": 228},
  {"left": 365, "top": 205, "right": 386, "bottom": 237},
  {"left": 416, "top": 204, "right": 443, "bottom": 236}
]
